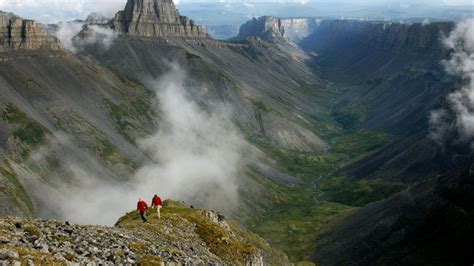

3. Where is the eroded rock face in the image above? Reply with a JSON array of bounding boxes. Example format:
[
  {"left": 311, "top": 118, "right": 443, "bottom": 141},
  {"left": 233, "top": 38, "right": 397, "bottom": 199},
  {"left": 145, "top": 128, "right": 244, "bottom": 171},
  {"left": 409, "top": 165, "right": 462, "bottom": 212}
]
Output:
[
  {"left": 235, "top": 16, "right": 287, "bottom": 42},
  {"left": 0, "top": 12, "right": 62, "bottom": 52},
  {"left": 111, "top": 0, "right": 208, "bottom": 38},
  {"left": 280, "top": 17, "right": 323, "bottom": 42}
]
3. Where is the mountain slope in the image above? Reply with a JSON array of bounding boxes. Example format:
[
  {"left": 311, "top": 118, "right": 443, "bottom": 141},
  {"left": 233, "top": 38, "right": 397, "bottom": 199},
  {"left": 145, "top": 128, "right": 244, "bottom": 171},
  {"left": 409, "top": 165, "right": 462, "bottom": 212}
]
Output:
[
  {"left": 0, "top": 200, "right": 289, "bottom": 264},
  {"left": 300, "top": 20, "right": 459, "bottom": 181},
  {"left": 0, "top": 1, "right": 331, "bottom": 227},
  {"left": 299, "top": 19, "right": 474, "bottom": 264},
  {"left": 0, "top": 49, "right": 157, "bottom": 219},
  {"left": 1, "top": 2, "right": 472, "bottom": 265},
  {"left": 313, "top": 165, "right": 474, "bottom": 265}
]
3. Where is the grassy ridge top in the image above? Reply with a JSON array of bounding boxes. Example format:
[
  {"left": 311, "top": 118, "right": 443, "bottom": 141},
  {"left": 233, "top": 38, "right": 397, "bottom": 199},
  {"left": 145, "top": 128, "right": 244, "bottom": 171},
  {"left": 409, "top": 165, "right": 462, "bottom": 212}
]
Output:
[{"left": 0, "top": 200, "right": 289, "bottom": 265}]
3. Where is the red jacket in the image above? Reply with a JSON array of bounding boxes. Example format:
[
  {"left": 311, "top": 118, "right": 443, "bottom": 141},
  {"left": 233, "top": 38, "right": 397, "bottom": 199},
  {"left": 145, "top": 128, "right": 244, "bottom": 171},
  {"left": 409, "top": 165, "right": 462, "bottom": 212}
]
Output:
[
  {"left": 137, "top": 201, "right": 148, "bottom": 212},
  {"left": 152, "top": 196, "right": 162, "bottom": 207}
]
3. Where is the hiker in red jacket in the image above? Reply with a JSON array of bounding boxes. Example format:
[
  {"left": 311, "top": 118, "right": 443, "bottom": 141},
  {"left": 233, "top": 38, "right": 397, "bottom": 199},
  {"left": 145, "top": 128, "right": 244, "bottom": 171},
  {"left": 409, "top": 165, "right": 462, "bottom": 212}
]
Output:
[
  {"left": 137, "top": 198, "right": 148, "bottom": 223},
  {"left": 151, "top": 194, "right": 163, "bottom": 219}
]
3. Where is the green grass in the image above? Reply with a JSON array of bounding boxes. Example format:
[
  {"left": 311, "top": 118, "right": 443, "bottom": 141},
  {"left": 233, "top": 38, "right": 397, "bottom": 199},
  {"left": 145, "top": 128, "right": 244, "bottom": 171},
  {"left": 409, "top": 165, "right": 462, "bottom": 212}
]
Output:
[
  {"left": 103, "top": 98, "right": 136, "bottom": 142},
  {"left": 103, "top": 92, "right": 157, "bottom": 143},
  {"left": 317, "top": 176, "right": 403, "bottom": 207},
  {"left": 98, "top": 138, "right": 135, "bottom": 167},
  {"left": 186, "top": 51, "right": 201, "bottom": 60},
  {"left": 116, "top": 200, "right": 285, "bottom": 263},
  {"left": 249, "top": 98, "right": 270, "bottom": 112},
  {"left": 245, "top": 125, "right": 400, "bottom": 262},
  {"left": 251, "top": 202, "right": 354, "bottom": 262},
  {"left": 2, "top": 104, "right": 48, "bottom": 158},
  {"left": 244, "top": 170, "right": 354, "bottom": 262},
  {"left": 330, "top": 130, "right": 389, "bottom": 157},
  {"left": 0, "top": 161, "right": 35, "bottom": 215}
]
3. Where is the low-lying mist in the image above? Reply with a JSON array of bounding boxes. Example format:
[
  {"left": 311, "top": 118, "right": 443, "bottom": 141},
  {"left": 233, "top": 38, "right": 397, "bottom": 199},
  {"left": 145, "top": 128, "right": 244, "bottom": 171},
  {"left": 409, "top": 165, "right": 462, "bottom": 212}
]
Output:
[
  {"left": 32, "top": 66, "right": 245, "bottom": 225},
  {"left": 55, "top": 22, "right": 117, "bottom": 53},
  {"left": 430, "top": 18, "right": 474, "bottom": 147}
]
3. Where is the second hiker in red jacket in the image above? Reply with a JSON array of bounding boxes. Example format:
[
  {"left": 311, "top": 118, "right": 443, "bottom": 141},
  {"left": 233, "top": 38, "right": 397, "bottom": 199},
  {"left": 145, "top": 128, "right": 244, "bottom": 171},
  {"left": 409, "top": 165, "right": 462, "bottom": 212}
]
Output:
[
  {"left": 137, "top": 198, "right": 148, "bottom": 222},
  {"left": 151, "top": 194, "right": 163, "bottom": 219}
]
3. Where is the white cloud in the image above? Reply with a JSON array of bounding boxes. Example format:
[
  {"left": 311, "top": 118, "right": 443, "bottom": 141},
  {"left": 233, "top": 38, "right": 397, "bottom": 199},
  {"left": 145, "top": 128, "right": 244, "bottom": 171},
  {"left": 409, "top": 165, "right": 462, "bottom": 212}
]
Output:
[
  {"left": 55, "top": 21, "right": 84, "bottom": 52},
  {"left": 430, "top": 18, "right": 474, "bottom": 145},
  {"left": 0, "top": 0, "right": 125, "bottom": 23},
  {"left": 443, "top": 0, "right": 474, "bottom": 5},
  {"left": 76, "top": 25, "right": 118, "bottom": 50},
  {"left": 53, "top": 22, "right": 117, "bottom": 53},
  {"left": 243, "top": 2, "right": 255, "bottom": 8},
  {"left": 30, "top": 66, "right": 246, "bottom": 225}
]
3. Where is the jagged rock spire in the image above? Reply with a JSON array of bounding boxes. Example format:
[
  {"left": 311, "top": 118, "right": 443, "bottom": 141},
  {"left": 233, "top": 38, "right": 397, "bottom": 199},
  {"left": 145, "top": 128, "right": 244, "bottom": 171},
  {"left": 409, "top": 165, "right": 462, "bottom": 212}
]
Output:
[{"left": 111, "top": 0, "right": 208, "bottom": 38}]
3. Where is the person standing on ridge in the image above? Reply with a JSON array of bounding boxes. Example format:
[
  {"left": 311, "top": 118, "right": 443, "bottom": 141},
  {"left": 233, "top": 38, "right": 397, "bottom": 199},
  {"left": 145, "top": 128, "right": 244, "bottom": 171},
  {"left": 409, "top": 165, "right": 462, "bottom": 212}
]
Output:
[
  {"left": 151, "top": 194, "right": 163, "bottom": 219},
  {"left": 137, "top": 198, "right": 148, "bottom": 223}
]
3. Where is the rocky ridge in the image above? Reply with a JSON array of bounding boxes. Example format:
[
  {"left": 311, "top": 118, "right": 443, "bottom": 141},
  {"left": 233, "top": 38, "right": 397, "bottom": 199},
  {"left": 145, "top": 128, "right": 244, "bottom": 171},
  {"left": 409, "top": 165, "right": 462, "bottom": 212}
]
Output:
[
  {"left": 0, "top": 11, "right": 62, "bottom": 52},
  {"left": 0, "top": 201, "right": 288, "bottom": 265},
  {"left": 85, "top": 13, "right": 111, "bottom": 25},
  {"left": 111, "top": 0, "right": 208, "bottom": 38}
]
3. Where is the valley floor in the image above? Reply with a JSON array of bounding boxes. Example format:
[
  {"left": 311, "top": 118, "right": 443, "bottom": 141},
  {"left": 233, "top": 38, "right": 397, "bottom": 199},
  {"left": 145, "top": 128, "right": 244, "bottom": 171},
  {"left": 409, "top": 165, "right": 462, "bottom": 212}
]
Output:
[{"left": 244, "top": 81, "right": 404, "bottom": 262}]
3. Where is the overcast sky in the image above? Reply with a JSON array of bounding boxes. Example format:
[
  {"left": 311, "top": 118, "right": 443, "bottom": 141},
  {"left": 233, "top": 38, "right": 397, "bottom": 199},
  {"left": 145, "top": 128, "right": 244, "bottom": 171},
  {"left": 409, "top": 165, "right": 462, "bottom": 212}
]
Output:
[{"left": 0, "top": 0, "right": 472, "bottom": 24}]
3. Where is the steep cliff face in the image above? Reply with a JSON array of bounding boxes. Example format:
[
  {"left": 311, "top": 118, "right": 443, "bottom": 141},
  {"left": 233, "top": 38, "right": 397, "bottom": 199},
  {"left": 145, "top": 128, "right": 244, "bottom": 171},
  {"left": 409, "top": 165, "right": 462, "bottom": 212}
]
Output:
[
  {"left": 111, "top": 0, "right": 208, "bottom": 38},
  {"left": 0, "top": 12, "right": 62, "bottom": 52},
  {"left": 280, "top": 17, "right": 322, "bottom": 42},
  {"left": 301, "top": 20, "right": 453, "bottom": 58},
  {"left": 235, "top": 16, "right": 287, "bottom": 42}
]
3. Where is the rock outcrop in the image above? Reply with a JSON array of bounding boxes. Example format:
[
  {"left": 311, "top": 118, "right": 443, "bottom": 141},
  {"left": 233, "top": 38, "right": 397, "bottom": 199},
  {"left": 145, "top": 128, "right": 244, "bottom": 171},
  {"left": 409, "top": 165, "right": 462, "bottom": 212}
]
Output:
[
  {"left": 280, "top": 17, "right": 323, "bottom": 42},
  {"left": 0, "top": 200, "right": 288, "bottom": 265},
  {"left": 0, "top": 11, "right": 62, "bottom": 52},
  {"left": 111, "top": 0, "right": 208, "bottom": 38},
  {"left": 234, "top": 16, "right": 287, "bottom": 42},
  {"left": 85, "top": 13, "right": 111, "bottom": 25}
]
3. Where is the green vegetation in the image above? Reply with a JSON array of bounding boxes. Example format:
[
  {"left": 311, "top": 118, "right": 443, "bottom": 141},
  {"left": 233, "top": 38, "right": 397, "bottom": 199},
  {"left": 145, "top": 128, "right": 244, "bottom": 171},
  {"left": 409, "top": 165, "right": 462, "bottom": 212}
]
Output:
[
  {"left": 245, "top": 112, "right": 401, "bottom": 262},
  {"left": 103, "top": 90, "right": 157, "bottom": 143},
  {"left": 103, "top": 98, "right": 136, "bottom": 142},
  {"left": 0, "top": 161, "right": 35, "bottom": 215},
  {"left": 318, "top": 176, "right": 403, "bottom": 207},
  {"left": 163, "top": 206, "right": 257, "bottom": 261},
  {"left": 251, "top": 202, "right": 353, "bottom": 262},
  {"left": 22, "top": 79, "right": 39, "bottom": 88},
  {"left": 116, "top": 200, "right": 288, "bottom": 264},
  {"left": 97, "top": 138, "right": 135, "bottom": 168},
  {"left": 23, "top": 225, "right": 43, "bottom": 237},
  {"left": 330, "top": 130, "right": 388, "bottom": 155},
  {"left": 0, "top": 244, "right": 64, "bottom": 265},
  {"left": 249, "top": 98, "right": 270, "bottom": 112},
  {"left": 2, "top": 104, "right": 48, "bottom": 158},
  {"left": 186, "top": 51, "right": 201, "bottom": 60}
]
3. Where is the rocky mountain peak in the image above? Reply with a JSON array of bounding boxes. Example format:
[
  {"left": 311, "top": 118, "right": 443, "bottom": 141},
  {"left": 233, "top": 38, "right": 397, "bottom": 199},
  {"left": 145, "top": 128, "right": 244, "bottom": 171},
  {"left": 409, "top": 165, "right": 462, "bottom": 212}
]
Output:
[
  {"left": 111, "top": 0, "right": 208, "bottom": 38},
  {"left": 85, "top": 13, "right": 110, "bottom": 25},
  {"left": 0, "top": 11, "right": 62, "bottom": 52},
  {"left": 235, "top": 16, "right": 287, "bottom": 42}
]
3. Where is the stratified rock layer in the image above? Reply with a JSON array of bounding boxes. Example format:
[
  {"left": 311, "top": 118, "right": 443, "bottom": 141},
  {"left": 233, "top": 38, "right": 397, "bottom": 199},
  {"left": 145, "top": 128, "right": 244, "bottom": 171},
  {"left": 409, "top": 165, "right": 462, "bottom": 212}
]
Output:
[
  {"left": 0, "top": 11, "right": 62, "bottom": 52},
  {"left": 111, "top": 0, "right": 208, "bottom": 38},
  {"left": 235, "top": 16, "right": 287, "bottom": 42}
]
